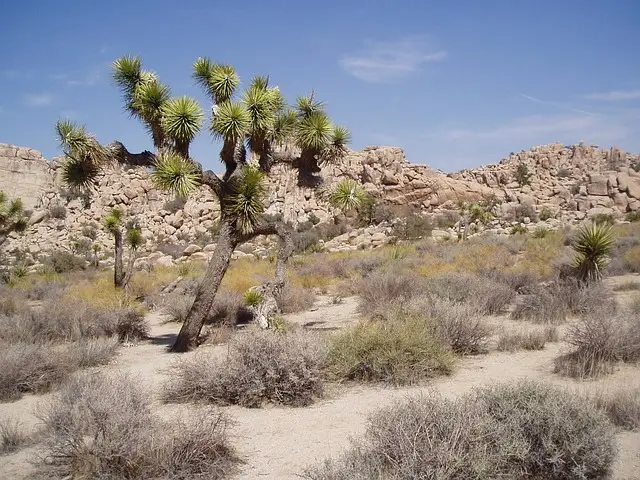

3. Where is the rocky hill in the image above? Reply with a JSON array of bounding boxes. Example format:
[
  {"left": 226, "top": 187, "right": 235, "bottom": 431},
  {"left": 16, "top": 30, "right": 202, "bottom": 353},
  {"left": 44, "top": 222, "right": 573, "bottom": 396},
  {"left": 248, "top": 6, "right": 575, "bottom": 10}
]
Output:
[{"left": 1, "top": 141, "right": 639, "bottom": 267}]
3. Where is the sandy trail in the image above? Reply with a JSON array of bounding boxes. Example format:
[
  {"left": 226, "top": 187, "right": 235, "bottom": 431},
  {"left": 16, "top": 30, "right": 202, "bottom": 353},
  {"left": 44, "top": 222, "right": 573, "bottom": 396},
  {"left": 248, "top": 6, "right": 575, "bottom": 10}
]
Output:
[{"left": 1, "top": 296, "right": 639, "bottom": 479}]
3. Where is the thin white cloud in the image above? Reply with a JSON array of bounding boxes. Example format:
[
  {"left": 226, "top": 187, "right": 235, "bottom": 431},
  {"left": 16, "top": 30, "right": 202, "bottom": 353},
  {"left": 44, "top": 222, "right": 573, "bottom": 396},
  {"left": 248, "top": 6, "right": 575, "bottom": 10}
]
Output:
[
  {"left": 25, "top": 93, "right": 54, "bottom": 107},
  {"left": 340, "top": 36, "right": 446, "bottom": 83},
  {"left": 519, "top": 93, "right": 595, "bottom": 116},
  {"left": 583, "top": 89, "right": 640, "bottom": 101},
  {"left": 440, "top": 112, "right": 637, "bottom": 144},
  {"left": 49, "top": 66, "right": 103, "bottom": 87}
]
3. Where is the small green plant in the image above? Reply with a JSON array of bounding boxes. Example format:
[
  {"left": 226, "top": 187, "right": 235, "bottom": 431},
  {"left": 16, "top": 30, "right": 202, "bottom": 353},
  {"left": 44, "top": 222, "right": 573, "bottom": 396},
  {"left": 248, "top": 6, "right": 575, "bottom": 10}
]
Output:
[
  {"left": 625, "top": 211, "right": 640, "bottom": 222},
  {"left": 539, "top": 207, "right": 554, "bottom": 221},
  {"left": 104, "top": 208, "right": 144, "bottom": 288},
  {"left": 515, "top": 162, "right": 531, "bottom": 186},
  {"left": 532, "top": 227, "right": 550, "bottom": 239},
  {"left": 175, "top": 261, "right": 194, "bottom": 277},
  {"left": 0, "top": 191, "right": 28, "bottom": 241},
  {"left": 49, "top": 204, "right": 67, "bottom": 219},
  {"left": 592, "top": 213, "right": 615, "bottom": 226},
  {"left": 510, "top": 224, "right": 528, "bottom": 235},
  {"left": 243, "top": 289, "right": 264, "bottom": 307},
  {"left": 571, "top": 222, "right": 614, "bottom": 283}
]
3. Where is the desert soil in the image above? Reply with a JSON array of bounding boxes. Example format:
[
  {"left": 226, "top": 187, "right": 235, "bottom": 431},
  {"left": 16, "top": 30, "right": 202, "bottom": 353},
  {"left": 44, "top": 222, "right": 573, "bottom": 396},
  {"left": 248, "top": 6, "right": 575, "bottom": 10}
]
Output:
[{"left": 1, "top": 284, "right": 639, "bottom": 479}]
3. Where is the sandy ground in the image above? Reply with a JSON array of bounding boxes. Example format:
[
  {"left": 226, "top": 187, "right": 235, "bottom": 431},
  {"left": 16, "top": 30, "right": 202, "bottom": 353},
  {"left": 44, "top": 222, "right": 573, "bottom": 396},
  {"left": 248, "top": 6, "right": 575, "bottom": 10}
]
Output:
[{"left": 1, "top": 287, "right": 639, "bottom": 479}]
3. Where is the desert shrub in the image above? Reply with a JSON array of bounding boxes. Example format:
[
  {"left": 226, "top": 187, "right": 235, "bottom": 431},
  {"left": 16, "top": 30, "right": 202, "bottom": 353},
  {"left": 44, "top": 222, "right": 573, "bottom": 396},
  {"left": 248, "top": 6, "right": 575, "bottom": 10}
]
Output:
[
  {"left": 392, "top": 213, "right": 432, "bottom": 240},
  {"left": 434, "top": 210, "right": 460, "bottom": 228},
  {"left": 163, "top": 195, "right": 188, "bottom": 213},
  {"left": 590, "top": 387, "right": 640, "bottom": 431},
  {"left": 555, "top": 312, "right": 640, "bottom": 378},
  {"left": 515, "top": 162, "right": 531, "bottom": 186},
  {"left": 626, "top": 210, "right": 640, "bottom": 222},
  {"left": 419, "top": 297, "right": 490, "bottom": 355},
  {"left": 496, "top": 326, "right": 558, "bottom": 352},
  {"left": 592, "top": 213, "right": 616, "bottom": 226},
  {"left": 277, "top": 284, "right": 316, "bottom": 313},
  {"left": 512, "top": 287, "right": 568, "bottom": 324},
  {"left": 356, "top": 272, "right": 424, "bottom": 318},
  {"left": 36, "top": 372, "right": 237, "bottom": 479},
  {"left": 613, "top": 280, "right": 640, "bottom": 291},
  {"left": 480, "top": 268, "right": 540, "bottom": 294},
  {"left": 532, "top": 226, "right": 550, "bottom": 239},
  {"left": 164, "top": 294, "right": 194, "bottom": 323},
  {"left": 0, "top": 417, "right": 31, "bottom": 455},
  {"left": 631, "top": 295, "right": 640, "bottom": 314},
  {"left": 41, "top": 250, "right": 86, "bottom": 274},
  {"left": 475, "top": 381, "right": 616, "bottom": 479},
  {"left": 0, "top": 299, "right": 148, "bottom": 344},
  {"left": 163, "top": 329, "right": 326, "bottom": 407},
  {"left": 424, "top": 272, "right": 515, "bottom": 315},
  {"left": 325, "top": 314, "right": 454, "bottom": 384},
  {"left": 539, "top": 206, "right": 555, "bottom": 221},
  {"left": 560, "top": 279, "right": 617, "bottom": 317},
  {"left": 515, "top": 203, "right": 537, "bottom": 222},
  {"left": 510, "top": 224, "right": 528, "bottom": 235},
  {"left": 208, "top": 289, "right": 252, "bottom": 325},
  {"left": 0, "top": 342, "right": 74, "bottom": 401},
  {"left": 304, "top": 381, "right": 616, "bottom": 480},
  {"left": 48, "top": 204, "right": 67, "bottom": 219}
]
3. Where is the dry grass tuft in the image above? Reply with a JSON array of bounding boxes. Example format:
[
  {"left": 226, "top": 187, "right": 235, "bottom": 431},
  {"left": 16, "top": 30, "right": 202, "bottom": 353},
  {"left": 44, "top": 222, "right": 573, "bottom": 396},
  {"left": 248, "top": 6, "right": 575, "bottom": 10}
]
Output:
[
  {"left": 303, "top": 380, "right": 616, "bottom": 480},
  {"left": 0, "top": 417, "right": 32, "bottom": 455},
  {"left": 277, "top": 284, "right": 317, "bottom": 314},
  {"left": 163, "top": 329, "right": 326, "bottom": 407},
  {"left": 496, "top": 326, "right": 558, "bottom": 352},
  {"left": 590, "top": 387, "right": 640, "bottom": 431},
  {"left": 613, "top": 280, "right": 640, "bottom": 292},
  {"left": 36, "top": 372, "right": 238, "bottom": 479},
  {"left": 554, "top": 312, "right": 640, "bottom": 378}
]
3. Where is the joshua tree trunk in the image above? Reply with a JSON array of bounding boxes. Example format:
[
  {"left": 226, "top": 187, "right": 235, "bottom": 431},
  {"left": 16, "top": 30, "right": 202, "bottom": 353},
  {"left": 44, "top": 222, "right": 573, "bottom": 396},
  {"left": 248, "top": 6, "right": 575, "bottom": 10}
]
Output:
[
  {"left": 170, "top": 218, "right": 293, "bottom": 352},
  {"left": 114, "top": 229, "right": 124, "bottom": 288},
  {"left": 170, "top": 222, "right": 238, "bottom": 352}
]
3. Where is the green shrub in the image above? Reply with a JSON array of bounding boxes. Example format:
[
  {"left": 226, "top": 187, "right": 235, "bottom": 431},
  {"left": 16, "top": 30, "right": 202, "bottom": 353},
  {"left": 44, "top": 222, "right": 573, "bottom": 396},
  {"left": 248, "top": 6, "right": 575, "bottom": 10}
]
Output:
[
  {"left": 163, "top": 329, "right": 326, "bottom": 407},
  {"left": 392, "top": 214, "right": 432, "bottom": 240},
  {"left": 325, "top": 314, "right": 454, "bottom": 385},
  {"left": 243, "top": 289, "right": 264, "bottom": 307},
  {"left": 592, "top": 213, "right": 616, "bottom": 226},
  {"left": 571, "top": 222, "right": 614, "bottom": 283},
  {"left": 626, "top": 210, "right": 640, "bottom": 222},
  {"left": 303, "top": 381, "right": 616, "bottom": 480},
  {"left": 532, "top": 226, "right": 550, "bottom": 239},
  {"left": 510, "top": 224, "right": 528, "bottom": 235},
  {"left": 48, "top": 204, "right": 67, "bottom": 219},
  {"left": 41, "top": 250, "right": 86, "bottom": 274},
  {"left": 515, "top": 162, "right": 531, "bottom": 186}
]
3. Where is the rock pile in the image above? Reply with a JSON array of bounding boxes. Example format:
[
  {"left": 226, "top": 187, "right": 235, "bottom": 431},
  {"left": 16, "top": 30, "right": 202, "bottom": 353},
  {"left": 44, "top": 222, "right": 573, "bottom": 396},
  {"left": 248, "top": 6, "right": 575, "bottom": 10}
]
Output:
[{"left": 1, "top": 141, "right": 639, "bottom": 267}]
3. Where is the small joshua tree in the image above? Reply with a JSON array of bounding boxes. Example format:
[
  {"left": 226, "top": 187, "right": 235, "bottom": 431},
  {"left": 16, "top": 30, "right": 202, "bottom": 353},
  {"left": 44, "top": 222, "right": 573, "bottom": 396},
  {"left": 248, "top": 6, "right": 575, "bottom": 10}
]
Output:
[
  {"left": 0, "top": 191, "right": 28, "bottom": 246},
  {"left": 571, "top": 222, "right": 614, "bottom": 283},
  {"left": 103, "top": 207, "right": 143, "bottom": 288}
]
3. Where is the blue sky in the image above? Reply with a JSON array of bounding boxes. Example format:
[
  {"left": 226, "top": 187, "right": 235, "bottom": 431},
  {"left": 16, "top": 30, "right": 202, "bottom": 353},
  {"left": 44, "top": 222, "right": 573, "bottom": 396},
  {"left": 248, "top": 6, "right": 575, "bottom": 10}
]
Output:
[{"left": 1, "top": 0, "right": 639, "bottom": 172}]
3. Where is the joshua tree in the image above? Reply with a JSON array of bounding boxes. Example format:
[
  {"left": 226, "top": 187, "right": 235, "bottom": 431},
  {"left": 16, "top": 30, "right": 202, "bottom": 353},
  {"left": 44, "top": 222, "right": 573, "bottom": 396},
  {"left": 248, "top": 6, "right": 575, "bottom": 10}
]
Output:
[
  {"left": 55, "top": 56, "right": 350, "bottom": 351},
  {"left": 103, "top": 207, "right": 143, "bottom": 288},
  {"left": 571, "top": 222, "right": 614, "bottom": 283},
  {"left": 0, "top": 191, "right": 28, "bottom": 246}
]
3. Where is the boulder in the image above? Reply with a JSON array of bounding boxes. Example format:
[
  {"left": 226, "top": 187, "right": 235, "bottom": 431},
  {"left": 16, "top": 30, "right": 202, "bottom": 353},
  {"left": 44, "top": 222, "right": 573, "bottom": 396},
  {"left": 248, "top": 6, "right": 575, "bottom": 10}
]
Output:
[{"left": 182, "top": 244, "right": 202, "bottom": 256}]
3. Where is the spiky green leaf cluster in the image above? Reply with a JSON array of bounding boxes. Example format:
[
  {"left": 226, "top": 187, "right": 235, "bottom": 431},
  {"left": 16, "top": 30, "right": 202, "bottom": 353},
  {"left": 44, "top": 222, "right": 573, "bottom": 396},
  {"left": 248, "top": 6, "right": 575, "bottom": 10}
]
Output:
[
  {"left": 56, "top": 119, "right": 109, "bottom": 189},
  {"left": 329, "top": 179, "right": 368, "bottom": 213},
  {"left": 125, "top": 226, "right": 144, "bottom": 250},
  {"left": 193, "top": 58, "right": 240, "bottom": 104},
  {"left": 112, "top": 55, "right": 201, "bottom": 153},
  {"left": 571, "top": 222, "right": 615, "bottom": 283},
  {"left": 151, "top": 151, "right": 201, "bottom": 197},
  {"left": 225, "top": 167, "right": 267, "bottom": 235},
  {"left": 0, "top": 191, "right": 27, "bottom": 234}
]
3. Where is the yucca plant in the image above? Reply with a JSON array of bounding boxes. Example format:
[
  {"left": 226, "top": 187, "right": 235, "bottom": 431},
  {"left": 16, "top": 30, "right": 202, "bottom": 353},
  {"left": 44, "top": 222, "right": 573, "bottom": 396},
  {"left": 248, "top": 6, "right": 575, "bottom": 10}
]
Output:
[
  {"left": 572, "top": 222, "right": 615, "bottom": 283},
  {"left": 329, "top": 179, "right": 367, "bottom": 213},
  {"left": 55, "top": 55, "right": 351, "bottom": 351},
  {"left": 0, "top": 191, "right": 28, "bottom": 246},
  {"left": 103, "top": 207, "right": 143, "bottom": 288}
]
